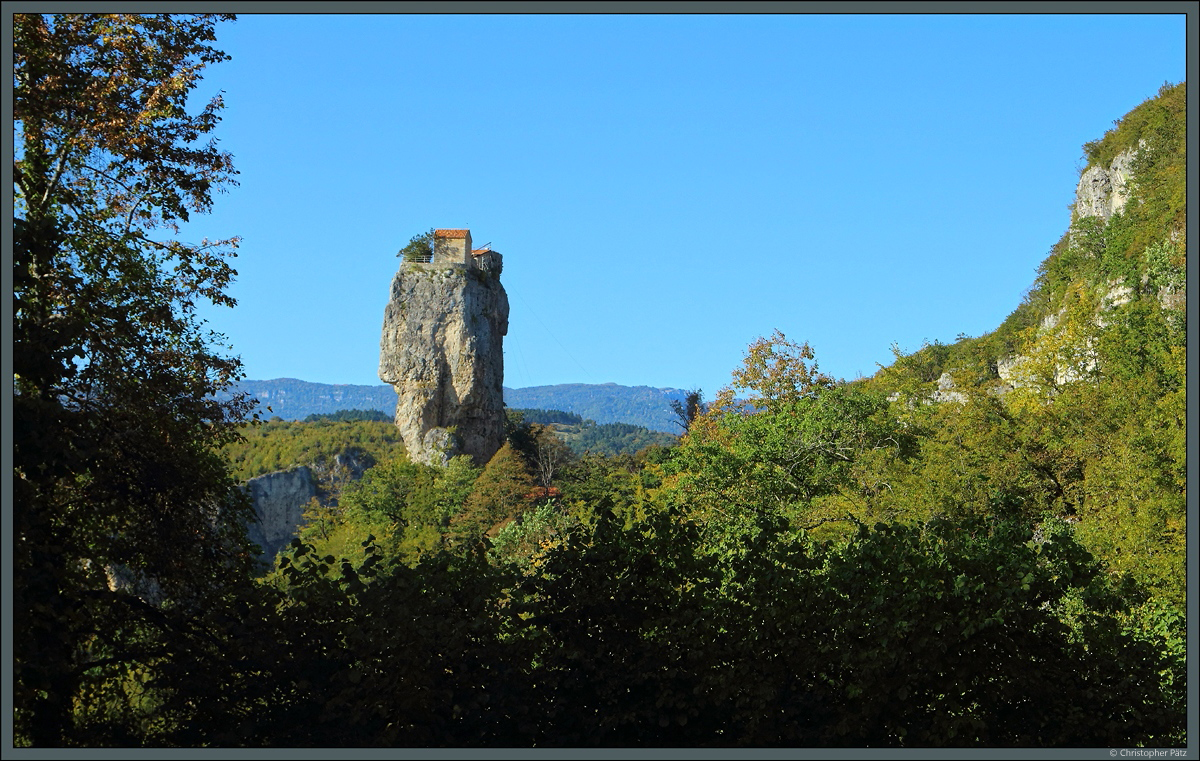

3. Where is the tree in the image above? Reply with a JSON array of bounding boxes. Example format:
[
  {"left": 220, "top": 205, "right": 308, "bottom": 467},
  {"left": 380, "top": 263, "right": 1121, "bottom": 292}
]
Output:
[
  {"left": 729, "top": 330, "right": 835, "bottom": 410},
  {"left": 504, "top": 407, "right": 539, "bottom": 462},
  {"left": 453, "top": 443, "right": 534, "bottom": 542},
  {"left": 669, "top": 388, "right": 706, "bottom": 433},
  {"left": 14, "top": 14, "right": 252, "bottom": 745},
  {"left": 397, "top": 227, "right": 435, "bottom": 262},
  {"left": 529, "top": 422, "right": 574, "bottom": 493},
  {"left": 232, "top": 537, "right": 527, "bottom": 747},
  {"left": 668, "top": 333, "right": 911, "bottom": 541}
]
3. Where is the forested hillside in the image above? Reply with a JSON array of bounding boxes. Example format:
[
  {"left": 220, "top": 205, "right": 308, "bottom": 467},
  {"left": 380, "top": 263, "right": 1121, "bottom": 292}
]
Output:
[
  {"left": 503, "top": 383, "right": 693, "bottom": 431},
  {"left": 554, "top": 420, "right": 679, "bottom": 456},
  {"left": 507, "top": 408, "right": 679, "bottom": 455},
  {"left": 14, "top": 14, "right": 1184, "bottom": 748},
  {"left": 221, "top": 418, "right": 407, "bottom": 480},
  {"left": 219, "top": 409, "right": 673, "bottom": 484},
  {"left": 857, "top": 81, "right": 1186, "bottom": 606}
]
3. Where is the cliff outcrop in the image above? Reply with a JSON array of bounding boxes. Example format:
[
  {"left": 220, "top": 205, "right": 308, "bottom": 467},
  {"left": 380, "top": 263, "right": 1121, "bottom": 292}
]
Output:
[
  {"left": 244, "top": 466, "right": 316, "bottom": 562},
  {"left": 1072, "top": 145, "right": 1138, "bottom": 222},
  {"left": 379, "top": 230, "right": 509, "bottom": 466}
]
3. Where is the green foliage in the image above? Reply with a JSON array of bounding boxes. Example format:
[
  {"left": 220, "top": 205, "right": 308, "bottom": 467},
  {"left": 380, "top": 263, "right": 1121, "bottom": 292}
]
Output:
[
  {"left": 397, "top": 227, "right": 435, "bottom": 262},
  {"left": 1077, "top": 81, "right": 1186, "bottom": 282},
  {"left": 159, "top": 497, "right": 1190, "bottom": 747},
  {"left": 871, "top": 339, "right": 957, "bottom": 394},
  {"left": 1083, "top": 81, "right": 1184, "bottom": 170},
  {"left": 507, "top": 407, "right": 585, "bottom": 425},
  {"left": 509, "top": 508, "right": 1182, "bottom": 746},
  {"left": 303, "top": 408, "right": 392, "bottom": 423},
  {"left": 1034, "top": 231, "right": 1089, "bottom": 308},
  {"left": 220, "top": 418, "right": 405, "bottom": 480},
  {"left": 793, "top": 517, "right": 1181, "bottom": 745},
  {"left": 308, "top": 454, "right": 482, "bottom": 565},
  {"left": 861, "top": 286, "right": 1185, "bottom": 604},
  {"left": 669, "top": 333, "right": 913, "bottom": 541},
  {"left": 1141, "top": 238, "right": 1185, "bottom": 294},
  {"left": 563, "top": 421, "right": 679, "bottom": 457},
  {"left": 873, "top": 396, "right": 1070, "bottom": 524},
  {"left": 558, "top": 452, "right": 653, "bottom": 530},
  {"left": 453, "top": 443, "right": 534, "bottom": 543},
  {"left": 489, "top": 498, "right": 579, "bottom": 571},
  {"left": 1072, "top": 301, "right": 1186, "bottom": 604},
  {"left": 13, "top": 13, "right": 256, "bottom": 747},
  {"left": 191, "top": 538, "right": 529, "bottom": 747},
  {"left": 512, "top": 507, "right": 726, "bottom": 746}
]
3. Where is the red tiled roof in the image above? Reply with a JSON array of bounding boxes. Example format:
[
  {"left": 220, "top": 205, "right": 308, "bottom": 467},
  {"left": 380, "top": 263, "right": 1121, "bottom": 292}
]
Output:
[
  {"left": 471, "top": 248, "right": 492, "bottom": 256},
  {"left": 434, "top": 228, "right": 470, "bottom": 238}
]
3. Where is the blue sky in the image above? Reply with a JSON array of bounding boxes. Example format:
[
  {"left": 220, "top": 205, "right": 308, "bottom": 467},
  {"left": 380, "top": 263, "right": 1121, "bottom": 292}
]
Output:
[{"left": 180, "top": 12, "right": 1186, "bottom": 397}]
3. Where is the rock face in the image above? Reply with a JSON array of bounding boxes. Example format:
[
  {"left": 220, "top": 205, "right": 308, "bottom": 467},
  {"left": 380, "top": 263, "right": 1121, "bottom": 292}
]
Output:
[
  {"left": 379, "top": 230, "right": 509, "bottom": 467},
  {"left": 333, "top": 446, "right": 375, "bottom": 482},
  {"left": 930, "top": 372, "right": 967, "bottom": 404},
  {"left": 244, "top": 466, "right": 317, "bottom": 562},
  {"left": 1073, "top": 145, "right": 1138, "bottom": 222}
]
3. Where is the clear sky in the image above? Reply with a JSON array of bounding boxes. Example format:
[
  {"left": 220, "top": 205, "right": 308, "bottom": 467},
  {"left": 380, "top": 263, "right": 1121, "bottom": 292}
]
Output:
[{"left": 178, "top": 12, "right": 1187, "bottom": 397}]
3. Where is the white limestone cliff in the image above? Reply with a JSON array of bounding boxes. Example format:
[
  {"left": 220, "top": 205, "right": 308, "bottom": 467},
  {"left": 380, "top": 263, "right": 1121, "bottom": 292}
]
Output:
[{"left": 1072, "top": 144, "right": 1139, "bottom": 222}]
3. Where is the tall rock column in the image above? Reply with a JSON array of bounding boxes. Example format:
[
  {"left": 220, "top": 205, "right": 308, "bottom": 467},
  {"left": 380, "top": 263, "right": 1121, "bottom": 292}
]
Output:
[{"left": 379, "top": 232, "right": 509, "bottom": 466}]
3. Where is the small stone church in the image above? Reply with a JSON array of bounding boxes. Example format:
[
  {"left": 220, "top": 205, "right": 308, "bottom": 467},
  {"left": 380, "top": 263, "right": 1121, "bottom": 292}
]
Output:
[{"left": 407, "top": 228, "right": 502, "bottom": 275}]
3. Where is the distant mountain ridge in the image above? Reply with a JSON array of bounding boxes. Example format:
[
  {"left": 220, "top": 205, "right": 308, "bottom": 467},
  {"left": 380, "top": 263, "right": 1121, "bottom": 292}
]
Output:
[
  {"left": 225, "top": 379, "right": 691, "bottom": 432},
  {"left": 224, "top": 379, "right": 397, "bottom": 422},
  {"left": 503, "top": 383, "right": 690, "bottom": 432}
]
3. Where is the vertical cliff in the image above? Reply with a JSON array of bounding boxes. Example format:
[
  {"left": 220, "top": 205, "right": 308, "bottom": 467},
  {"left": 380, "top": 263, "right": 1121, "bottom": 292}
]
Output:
[
  {"left": 379, "top": 231, "right": 509, "bottom": 466},
  {"left": 244, "top": 466, "right": 317, "bottom": 562},
  {"left": 1071, "top": 144, "right": 1138, "bottom": 222}
]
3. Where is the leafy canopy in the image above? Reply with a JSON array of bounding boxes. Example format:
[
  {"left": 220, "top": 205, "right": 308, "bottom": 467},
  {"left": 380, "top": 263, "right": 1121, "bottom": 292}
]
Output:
[{"left": 14, "top": 13, "right": 251, "bottom": 746}]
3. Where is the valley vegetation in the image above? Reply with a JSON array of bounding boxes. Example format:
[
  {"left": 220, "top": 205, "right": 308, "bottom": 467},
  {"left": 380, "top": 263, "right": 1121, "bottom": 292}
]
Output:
[{"left": 13, "top": 13, "right": 1186, "bottom": 748}]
